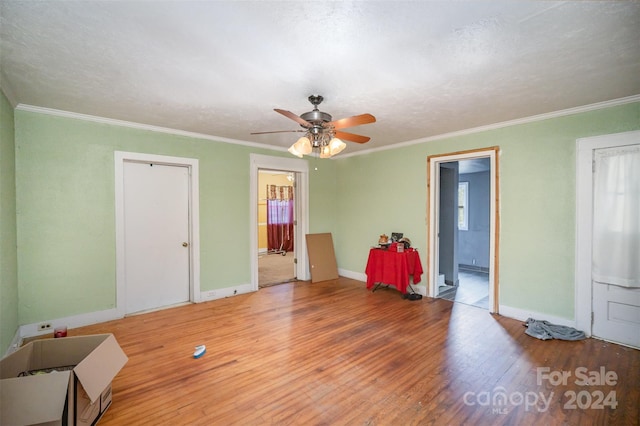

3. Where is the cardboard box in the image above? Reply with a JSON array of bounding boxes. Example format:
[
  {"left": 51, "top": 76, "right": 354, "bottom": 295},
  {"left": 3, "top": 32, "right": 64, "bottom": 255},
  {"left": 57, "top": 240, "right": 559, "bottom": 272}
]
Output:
[{"left": 1, "top": 334, "right": 128, "bottom": 426}]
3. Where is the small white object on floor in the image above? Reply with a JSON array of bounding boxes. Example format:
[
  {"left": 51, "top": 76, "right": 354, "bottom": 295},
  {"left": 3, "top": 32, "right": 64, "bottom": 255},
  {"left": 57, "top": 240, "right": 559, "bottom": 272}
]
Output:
[{"left": 193, "top": 344, "right": 206, "bottom": 358}]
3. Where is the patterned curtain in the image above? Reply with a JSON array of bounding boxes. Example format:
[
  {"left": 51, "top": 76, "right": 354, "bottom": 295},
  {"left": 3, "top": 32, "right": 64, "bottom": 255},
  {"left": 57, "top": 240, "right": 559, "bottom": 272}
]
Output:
[{"left": 266, "top": 185, "right": 295, "bottom": 252}]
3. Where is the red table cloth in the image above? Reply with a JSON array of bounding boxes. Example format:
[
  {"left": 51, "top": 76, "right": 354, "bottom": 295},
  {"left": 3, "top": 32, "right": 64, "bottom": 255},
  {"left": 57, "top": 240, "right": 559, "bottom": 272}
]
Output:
[{"left": 365, "top": 248, "right": 424, "bottom": 294}]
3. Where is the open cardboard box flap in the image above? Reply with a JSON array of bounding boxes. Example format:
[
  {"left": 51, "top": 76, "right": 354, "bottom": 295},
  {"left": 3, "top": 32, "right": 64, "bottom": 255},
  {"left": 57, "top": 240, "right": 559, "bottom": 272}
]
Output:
[
  {"left": 0, "top": 333, "right": 128, "bottom": 425},
  {"left": 73, "top": 334, "right": 128, "bottom": 403},
  {"left": 0, "top": 371, "right": 70, "bottom": 425}
]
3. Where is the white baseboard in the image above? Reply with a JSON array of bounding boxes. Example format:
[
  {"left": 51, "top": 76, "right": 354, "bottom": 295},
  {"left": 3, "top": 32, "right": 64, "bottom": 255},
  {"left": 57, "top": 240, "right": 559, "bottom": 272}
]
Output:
[
  {"left": 5, "top": 329, "right": 23, "bottom": 357},
  {"left": 340, "top": 269, "right": 578, "bottom": 329},
  {"left": 16, "top": 285, "right": 256, "bottom": 345},
  {"left": 410, "top": 284, "right": 428, "bottom": 296},
  {"left": 339, "top": 268, "right": 428, "bottom": 297},
  {"left": 200, "top": 283, "right": 254, "bottom": 302},
  {"left": 498, "top": 305, "right": 577, "bottom": 329},
  {"left": 12, "top": 279, "right": 580, "bottom": 356},
  {"left": 338, "top": 268, "right": 366, "bottom": 282},
  {"left": 19, "top": 307, "right": 123, "bottom": 341}
]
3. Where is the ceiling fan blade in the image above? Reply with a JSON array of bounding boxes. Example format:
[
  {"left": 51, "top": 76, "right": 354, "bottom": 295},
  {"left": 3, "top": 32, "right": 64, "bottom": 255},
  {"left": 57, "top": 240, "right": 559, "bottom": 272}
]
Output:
[
  {"left": 251, "top": 130, "right": 306, "bottom": 135},
  {"left": 335, "top": 130, "right": 370, "bottom": 144},
  {"left": 274, "top": 109, "right": 312, "bottom": 128},
  {"left": 328, "top": 113, "right": 376, "bottom": 129}
]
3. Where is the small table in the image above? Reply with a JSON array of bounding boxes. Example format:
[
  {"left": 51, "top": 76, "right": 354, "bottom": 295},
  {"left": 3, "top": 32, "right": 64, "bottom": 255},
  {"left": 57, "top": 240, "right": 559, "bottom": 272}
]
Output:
[{"left": 365, "top": 248, "right": 424, "bottom": 294}]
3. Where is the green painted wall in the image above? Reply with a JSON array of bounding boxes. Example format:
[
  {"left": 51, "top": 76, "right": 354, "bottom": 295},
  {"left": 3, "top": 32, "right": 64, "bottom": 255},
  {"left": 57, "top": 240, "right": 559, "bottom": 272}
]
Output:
[
  {"left": 14, "top": 111, "right": 331, "bottom": 326},
  {"left": 8, "top": 101, "right": 640, "bottom": 346},
  {"left": 0, "top": 91, "right": 18, "bottom": 353},
  {"left": 335, "top": 102, "right": 640, "bottom": 320},
  {"left": 308, "top": 158, "right": 338, "bottom": 235}
]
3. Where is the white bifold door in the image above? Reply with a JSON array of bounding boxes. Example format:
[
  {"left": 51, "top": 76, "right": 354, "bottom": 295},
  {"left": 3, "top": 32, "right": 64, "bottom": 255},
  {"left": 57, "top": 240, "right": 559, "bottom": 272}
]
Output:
[{"left": 123, "top": 161, "right": 191, "bottom": 314}]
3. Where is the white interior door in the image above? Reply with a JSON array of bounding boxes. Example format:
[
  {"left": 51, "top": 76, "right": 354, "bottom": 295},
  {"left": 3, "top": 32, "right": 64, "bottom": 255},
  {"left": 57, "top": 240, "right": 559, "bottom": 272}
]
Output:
[
  {"left": 123, "top": 161, "right": 190, "bottom": 314},
  {"left": 592, "top": 284, "right": 640, "bottom": 347},
  {"left": 591, "top": 143, "right": 640, "bottom": 348}
]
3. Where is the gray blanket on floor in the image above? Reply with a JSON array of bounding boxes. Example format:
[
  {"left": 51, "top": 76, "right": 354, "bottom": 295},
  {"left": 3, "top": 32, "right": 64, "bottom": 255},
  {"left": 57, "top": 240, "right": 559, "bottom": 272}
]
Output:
[{"left": 524, "top": 318, "right": 586, "bottom": 341}]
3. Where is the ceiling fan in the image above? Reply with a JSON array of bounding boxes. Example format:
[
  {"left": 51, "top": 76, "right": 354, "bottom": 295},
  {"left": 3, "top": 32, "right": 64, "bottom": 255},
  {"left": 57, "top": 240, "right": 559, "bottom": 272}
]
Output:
[{"left": 251, "top": 95, "right": 376, "bottom": 158}]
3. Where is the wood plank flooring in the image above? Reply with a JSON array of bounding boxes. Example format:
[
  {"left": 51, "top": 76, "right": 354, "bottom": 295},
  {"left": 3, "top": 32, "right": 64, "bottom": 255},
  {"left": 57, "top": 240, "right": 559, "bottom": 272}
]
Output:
[{"left": 59, "top": 278, "right": 638, "bottom": 425}]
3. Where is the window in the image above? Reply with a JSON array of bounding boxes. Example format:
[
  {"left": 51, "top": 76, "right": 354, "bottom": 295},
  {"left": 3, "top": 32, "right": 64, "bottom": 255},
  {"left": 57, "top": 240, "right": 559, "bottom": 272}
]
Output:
[{"left": 458, "top": 181, "right": 468, "bottom": 230}]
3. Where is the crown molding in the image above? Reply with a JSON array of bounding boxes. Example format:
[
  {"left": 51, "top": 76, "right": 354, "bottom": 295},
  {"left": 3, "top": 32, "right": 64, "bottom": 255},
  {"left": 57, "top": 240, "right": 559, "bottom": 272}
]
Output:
[
  {"left": 15, "top": 94, "right": 640, "bottom": 159},
  {"left": 14, "top": 104, "right": 288, "bottom": 153},
  {"left": 338, "top": 94, "right": 640, "bottom": 158}
]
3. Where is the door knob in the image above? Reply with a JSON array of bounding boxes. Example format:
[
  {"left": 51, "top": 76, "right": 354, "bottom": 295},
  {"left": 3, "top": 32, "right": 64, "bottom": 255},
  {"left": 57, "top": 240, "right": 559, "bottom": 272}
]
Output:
[{"left": 182, "top": 242, "right": 189, "bottom": 247}]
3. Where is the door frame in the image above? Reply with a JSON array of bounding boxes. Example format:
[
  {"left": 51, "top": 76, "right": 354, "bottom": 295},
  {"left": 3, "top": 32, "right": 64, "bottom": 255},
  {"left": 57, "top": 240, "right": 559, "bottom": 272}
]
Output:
[
  {"left": 250, "top": 154, "right": 310, "bottom": 291},
  {"left": 575, "top": 130, "right": 640, "bottom": 337},
  {"left": 427, "top": 147, "right": 500, "bottom": 312},
  {"left": 114, "top": 151, "right": 201, "bottom": 316}
]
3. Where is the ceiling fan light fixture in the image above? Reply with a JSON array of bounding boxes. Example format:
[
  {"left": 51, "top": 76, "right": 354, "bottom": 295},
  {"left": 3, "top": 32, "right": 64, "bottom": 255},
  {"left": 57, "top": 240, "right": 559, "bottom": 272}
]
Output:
[
  {"left": 319, "top": 145, "right": 332, "bottom": 159},
  {"left": 329, "top": 137, "right": 346, "bottom": 156},
  {"left": 287, "top": 145, "right": 303, "bottom": 158},
  {"left": 292, "top": 136, "right": 312, "bottom": 155},
  {"left": 260, "top": 95, "right": 375, "bottom": 159}
]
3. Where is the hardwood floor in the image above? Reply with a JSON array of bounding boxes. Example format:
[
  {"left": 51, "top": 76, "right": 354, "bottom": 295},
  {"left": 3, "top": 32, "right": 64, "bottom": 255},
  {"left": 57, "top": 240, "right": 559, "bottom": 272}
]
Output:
[{"left": 61, "top": 278, "right": 638, "bottom": 425}]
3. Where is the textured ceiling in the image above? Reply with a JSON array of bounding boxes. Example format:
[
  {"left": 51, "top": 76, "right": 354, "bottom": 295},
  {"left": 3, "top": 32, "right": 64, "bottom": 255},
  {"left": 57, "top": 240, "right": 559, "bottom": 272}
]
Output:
[{"left": 1, "top": 1, "right": 639, "bottom": 156}]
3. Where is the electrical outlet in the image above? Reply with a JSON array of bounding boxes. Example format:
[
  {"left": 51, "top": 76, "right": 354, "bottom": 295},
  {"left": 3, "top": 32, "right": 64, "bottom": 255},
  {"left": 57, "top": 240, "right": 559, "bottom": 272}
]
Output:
[
  {"left": 38, "top": 323, "right": 52, "bottom": 331},
  {"left": 205, "top": 290, "right": 216, "bottom": 299}
]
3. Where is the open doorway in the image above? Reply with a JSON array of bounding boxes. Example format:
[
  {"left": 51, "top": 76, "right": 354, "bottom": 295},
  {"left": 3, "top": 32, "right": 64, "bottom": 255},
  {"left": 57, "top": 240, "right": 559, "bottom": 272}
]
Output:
[
  {"left": 436, "top": 159, "right": 491, "bottom": 309},
  {"left": 258, "top": 170, "right": 296, "bottom": 287},
  {"left": 249, "top": 154, "right": 310, "bottom": 292},
  {"left": 427, "top": 147, "right": 499, "bottom": 313}
]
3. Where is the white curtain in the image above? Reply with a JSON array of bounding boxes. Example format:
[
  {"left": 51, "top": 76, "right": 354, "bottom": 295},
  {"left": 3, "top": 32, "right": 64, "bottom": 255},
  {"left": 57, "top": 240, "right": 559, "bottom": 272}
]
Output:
[{"left": 592, "top": 144, "right": 640, "bottom": 287}]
